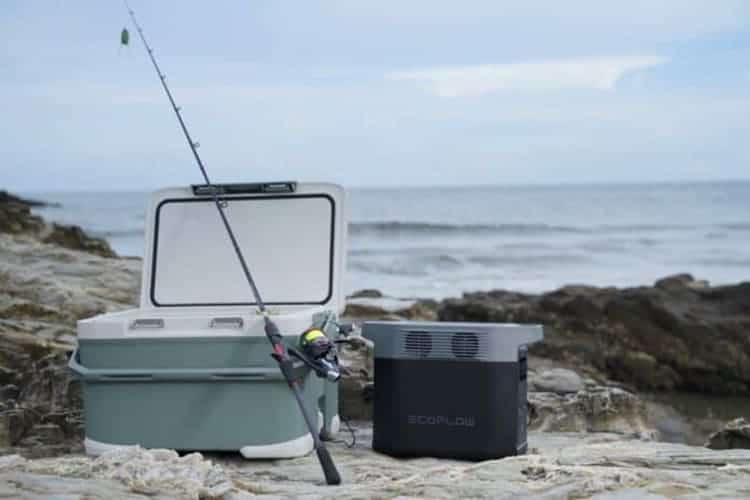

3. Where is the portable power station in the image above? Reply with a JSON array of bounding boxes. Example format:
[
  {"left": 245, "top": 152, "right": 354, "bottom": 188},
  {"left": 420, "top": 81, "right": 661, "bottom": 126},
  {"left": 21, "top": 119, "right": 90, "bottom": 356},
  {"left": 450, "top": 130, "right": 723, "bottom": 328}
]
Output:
[{"left": 362, "top": 321, "right": 543, "bottom": 460}]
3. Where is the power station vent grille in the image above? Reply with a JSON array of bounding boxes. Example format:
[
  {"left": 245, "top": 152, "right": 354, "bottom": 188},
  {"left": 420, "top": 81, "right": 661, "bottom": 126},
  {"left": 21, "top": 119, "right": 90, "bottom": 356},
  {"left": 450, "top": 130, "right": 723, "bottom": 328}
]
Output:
[{"left": 401, "top": 330, "right": 489, "bottom": 361}]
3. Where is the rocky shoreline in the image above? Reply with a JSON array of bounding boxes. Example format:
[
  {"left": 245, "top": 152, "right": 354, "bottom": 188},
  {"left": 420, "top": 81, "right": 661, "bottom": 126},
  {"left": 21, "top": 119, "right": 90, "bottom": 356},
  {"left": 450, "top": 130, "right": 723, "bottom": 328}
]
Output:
[
  {"left": 1, "top": 191, "right": 749, "bottom": 498},
  {"left": 345, "top": 275, "right": 750, "bottom": 397}
]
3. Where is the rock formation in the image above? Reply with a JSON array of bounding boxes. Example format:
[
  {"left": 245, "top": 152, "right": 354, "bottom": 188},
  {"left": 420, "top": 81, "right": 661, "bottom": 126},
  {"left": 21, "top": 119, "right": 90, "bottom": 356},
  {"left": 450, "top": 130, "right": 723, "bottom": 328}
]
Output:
[
  {"left": 0, "top": 233, "right": 140, "bottom": 452},
  {"left": 439, "top": 275, "right": 750, "bottom": 395},
  {"left": 0, "top": 191, "right": 116, "bottom": 257},
  {"left": 706, "top": 418, "right": 750, "bottom": 450},
  {"left": 527, "top": 385, "right": 655, "bottom": 438},
  {"left": 0, "top": 194, "right": 140, "bottom": 451}
]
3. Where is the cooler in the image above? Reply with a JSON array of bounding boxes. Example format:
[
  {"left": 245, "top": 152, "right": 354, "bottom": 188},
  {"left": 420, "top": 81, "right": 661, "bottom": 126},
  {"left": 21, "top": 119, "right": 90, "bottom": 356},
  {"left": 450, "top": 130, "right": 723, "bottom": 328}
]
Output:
[{"left": 71, "top": 182, "right": 347, "bottom": 458}]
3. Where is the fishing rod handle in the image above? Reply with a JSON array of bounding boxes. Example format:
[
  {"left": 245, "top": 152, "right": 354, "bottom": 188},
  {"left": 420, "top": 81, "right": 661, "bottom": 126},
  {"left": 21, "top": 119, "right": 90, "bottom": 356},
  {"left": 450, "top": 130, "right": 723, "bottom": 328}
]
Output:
[
  {"left": 316, "top": 446, "right": 342, "bottom": 485},
  {"left": 288, "top": 378, "right": 342, "bottom": 485}
]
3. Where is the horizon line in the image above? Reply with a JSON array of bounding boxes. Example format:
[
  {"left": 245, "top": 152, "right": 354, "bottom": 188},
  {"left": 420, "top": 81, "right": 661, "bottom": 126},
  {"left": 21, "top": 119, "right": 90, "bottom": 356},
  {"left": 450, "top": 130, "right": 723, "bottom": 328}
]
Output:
[{"left": 11, "top": 177, "right": 750, "bottom": 194}]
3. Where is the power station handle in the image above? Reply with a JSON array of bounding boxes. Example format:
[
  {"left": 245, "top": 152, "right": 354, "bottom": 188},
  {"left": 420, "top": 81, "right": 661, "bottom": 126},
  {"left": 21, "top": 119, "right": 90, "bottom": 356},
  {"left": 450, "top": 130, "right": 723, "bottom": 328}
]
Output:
[{"left": 68, "top": 349, "right": 300, "bottom": 382}]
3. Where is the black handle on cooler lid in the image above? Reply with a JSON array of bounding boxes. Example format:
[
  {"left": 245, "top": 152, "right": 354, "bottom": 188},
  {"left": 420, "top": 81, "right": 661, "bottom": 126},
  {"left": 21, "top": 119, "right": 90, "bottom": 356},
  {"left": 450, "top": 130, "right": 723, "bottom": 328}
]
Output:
[{"left": 191, "top": 181, "right": 297, "bottom": 196}]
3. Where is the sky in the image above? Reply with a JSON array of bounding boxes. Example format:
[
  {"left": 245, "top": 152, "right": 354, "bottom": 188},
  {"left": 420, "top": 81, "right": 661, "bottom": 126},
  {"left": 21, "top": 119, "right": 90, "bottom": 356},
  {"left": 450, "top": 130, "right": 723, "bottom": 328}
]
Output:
[{"left": 2, "top": 1, "right": 750, "bottom": 190}]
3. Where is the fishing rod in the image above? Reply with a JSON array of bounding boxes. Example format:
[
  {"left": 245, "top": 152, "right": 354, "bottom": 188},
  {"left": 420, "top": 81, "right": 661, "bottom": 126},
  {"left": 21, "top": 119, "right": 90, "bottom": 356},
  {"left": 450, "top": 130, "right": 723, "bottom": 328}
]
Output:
[{"left": 121, "top": 0, "right": 341, "bottom": 485}]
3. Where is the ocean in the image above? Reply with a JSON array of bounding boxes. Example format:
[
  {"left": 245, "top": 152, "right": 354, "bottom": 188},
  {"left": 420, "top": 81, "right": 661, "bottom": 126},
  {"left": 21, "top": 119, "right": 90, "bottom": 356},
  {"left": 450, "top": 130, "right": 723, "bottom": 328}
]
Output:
[{"left": 29, "top": 182, "right": 750, "bottom": 299}]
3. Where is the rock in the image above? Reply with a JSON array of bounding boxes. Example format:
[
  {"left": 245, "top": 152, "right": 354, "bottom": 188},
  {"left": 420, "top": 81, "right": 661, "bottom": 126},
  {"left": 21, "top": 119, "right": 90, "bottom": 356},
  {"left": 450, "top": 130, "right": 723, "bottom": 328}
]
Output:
[
  {"left": 0, "top": 190, "right": 116, "bottom": 257},
  {"left": 654, "top": 273, "right": 699, "bottom": 290},
  {"left": 528, "top": 385, "right": 657, "bottom": 439},
  {"left": 344, "top": 297, "right": 439, "bottom": 322},
  {"left": 395, "top": 299, "right": 440, "bottom": 321},
  {"left": 43, "top": 223, "right": 117, "bottom": 258},
  {"left": 529, "top": 368, "right": 584, "bottom": 394},
  {"left": 0, "top": 473, "right": 157, "bottom": 500},
  {"left": 337, "top": 335, "right": 374, "bottom": 420},
  {"left": 706, "top": 418, "right": 750, "bottom": 450},
  {"left": 0, "top": 343, "right": 86, "bottom": 456},
  {"left": 0, "top": 194, "right": 45, "bottom": 234},
  {"left": 2, "top": 427, "right": 750, "bottom": 498},
  {"left": 0, "top": 414, "right": 11, "bottom": 448},
  {"left": 348, "top": 288, "right": 384, "bottom": 299},
  {"left": 0, "top": 191, "right": 53, "bottom": 207},
  {"left": 0, "top": 447, "right": 236, "bottom": 499},
  {"left": 342, "top": 302, "right": 397, "bottom": 320},
  {"left": 643, "top": 398, "right": 709, "bottom": 446},
  {"left": 0, "top": 230, "right": 139, "bottom": 450},
  {"left": 439, "top": 277, "right": 750, "bottom": 396}
]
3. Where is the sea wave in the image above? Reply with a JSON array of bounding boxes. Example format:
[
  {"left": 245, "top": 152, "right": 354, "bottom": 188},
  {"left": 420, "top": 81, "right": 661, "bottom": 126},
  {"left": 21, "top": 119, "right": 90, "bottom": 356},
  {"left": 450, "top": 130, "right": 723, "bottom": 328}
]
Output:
[
  {"left": 469, "top": 253, "right": 590, "bottom": 267},
  {"left": 347, "top": 261, "right": 431, "bottom": 277},
  {"left": 596, "top": 224, "right": 693, "bottom": 232},
  {"left": 349, "top": 221, "right": 586, "bottom": 236},
  {"left": 348, "top": 220, "right": 749, "bottom": 237}
]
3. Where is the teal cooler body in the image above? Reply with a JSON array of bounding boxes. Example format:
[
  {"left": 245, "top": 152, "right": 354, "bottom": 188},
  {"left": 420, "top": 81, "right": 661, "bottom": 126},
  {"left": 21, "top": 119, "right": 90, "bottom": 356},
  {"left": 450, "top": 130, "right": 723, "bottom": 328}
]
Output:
[
  {"left": 73, "top": 183, "right": 347, "bottom": 458},
  {"left": 72, "top": 329, "right": 337, "bottom": 456}
]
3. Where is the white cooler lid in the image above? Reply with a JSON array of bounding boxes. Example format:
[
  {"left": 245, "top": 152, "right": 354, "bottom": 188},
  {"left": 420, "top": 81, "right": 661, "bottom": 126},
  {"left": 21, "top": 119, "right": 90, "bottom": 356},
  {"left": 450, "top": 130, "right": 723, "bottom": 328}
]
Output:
[{"left": 139, "top": 182, "right": 347, "bottom": 313}]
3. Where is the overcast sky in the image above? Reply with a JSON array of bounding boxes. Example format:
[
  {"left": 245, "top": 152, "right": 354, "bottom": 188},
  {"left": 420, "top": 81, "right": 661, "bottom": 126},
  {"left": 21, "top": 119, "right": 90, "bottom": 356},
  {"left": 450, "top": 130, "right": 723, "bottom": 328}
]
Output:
[{"left": 2, "top": 1, "right": 750, "bottom": 190}]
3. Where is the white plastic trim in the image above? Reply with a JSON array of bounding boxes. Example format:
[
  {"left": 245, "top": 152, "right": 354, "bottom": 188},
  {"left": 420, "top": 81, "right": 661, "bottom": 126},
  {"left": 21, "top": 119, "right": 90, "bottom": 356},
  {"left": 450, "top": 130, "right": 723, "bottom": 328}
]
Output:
[
  {"left": 87, "top": 434, "right": 318, "bottom": 460},
  {"left": 239, "top": 433, "right": 314, "bottom": 459},
  {"left": 240, "top": 411, "right": 325, "bottom": 458},
  {"left": 330, "top": 415, "right": 340, "bottom": 435},
  {"left": 77, "top": 307, "right": 327, "bottom": 340},
  {"left": 84, "top": 437, "right": 139, "bottom": 456}
]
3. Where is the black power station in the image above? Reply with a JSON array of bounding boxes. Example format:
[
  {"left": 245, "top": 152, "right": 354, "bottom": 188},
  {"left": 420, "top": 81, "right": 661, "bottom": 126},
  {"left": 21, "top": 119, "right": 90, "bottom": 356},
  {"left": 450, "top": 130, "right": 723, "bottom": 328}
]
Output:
[{"left": 362, "top": 321, "right": 543, "bottom": 460}]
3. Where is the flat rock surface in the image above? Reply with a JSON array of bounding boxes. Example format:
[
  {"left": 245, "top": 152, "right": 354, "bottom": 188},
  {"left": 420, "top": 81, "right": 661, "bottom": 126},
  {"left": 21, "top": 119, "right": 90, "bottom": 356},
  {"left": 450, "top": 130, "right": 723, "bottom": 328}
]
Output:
[{"left": 2, "top": 425, "right": 750, "bottom": 499}]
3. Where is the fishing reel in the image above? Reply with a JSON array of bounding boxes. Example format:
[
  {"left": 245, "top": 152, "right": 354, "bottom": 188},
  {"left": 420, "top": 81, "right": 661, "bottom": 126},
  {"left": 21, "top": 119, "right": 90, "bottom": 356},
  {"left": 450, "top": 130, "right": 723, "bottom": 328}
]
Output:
[
  {"left": 289, "top": 313, "right": 351, "bottom": 382},
  {"left": 298, "top": 327, "right": 341, "bottom": 382}
]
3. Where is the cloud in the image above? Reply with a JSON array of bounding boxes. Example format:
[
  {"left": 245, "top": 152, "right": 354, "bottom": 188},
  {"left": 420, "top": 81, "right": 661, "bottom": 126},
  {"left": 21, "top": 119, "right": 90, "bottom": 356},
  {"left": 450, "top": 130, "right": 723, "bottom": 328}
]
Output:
[{"left": 388, "top": 56, "right": 668, "bottom": 97}]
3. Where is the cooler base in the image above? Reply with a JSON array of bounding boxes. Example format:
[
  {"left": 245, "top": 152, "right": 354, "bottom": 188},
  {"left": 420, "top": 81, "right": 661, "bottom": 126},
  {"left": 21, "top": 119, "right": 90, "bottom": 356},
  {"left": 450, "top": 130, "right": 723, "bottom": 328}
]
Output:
[
  {"left": 84, "top": 434, "right": 314, "bottom": 459},
  {"left": 84, "top": 437, "right": 137, "bottom": 456},
  {"left": 83, "top": 412, "right": 340, "bottom": 459}
]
